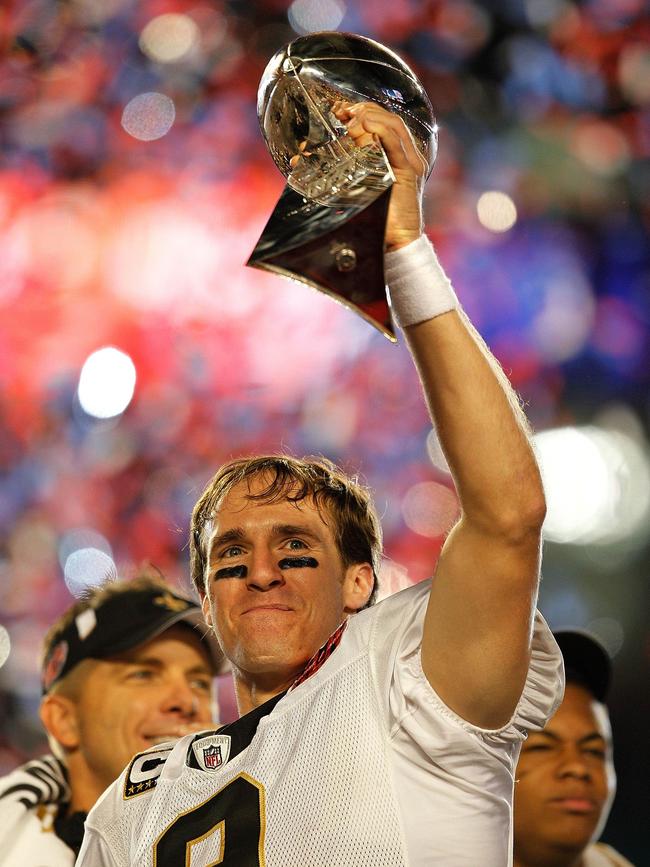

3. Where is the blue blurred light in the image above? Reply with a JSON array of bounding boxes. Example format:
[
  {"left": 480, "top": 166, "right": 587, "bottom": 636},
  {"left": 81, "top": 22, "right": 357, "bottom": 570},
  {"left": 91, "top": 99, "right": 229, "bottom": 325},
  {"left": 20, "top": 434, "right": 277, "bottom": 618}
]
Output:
[{"left": 503, "top": 36, "right": 606, "bottom": 116}]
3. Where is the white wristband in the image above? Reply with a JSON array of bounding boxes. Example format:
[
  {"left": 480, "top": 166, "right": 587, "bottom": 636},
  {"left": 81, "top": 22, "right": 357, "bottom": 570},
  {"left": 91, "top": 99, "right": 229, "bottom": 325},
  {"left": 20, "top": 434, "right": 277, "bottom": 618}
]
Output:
[{"left": 385, "top": 234, "right": 458, "bottom": 328}]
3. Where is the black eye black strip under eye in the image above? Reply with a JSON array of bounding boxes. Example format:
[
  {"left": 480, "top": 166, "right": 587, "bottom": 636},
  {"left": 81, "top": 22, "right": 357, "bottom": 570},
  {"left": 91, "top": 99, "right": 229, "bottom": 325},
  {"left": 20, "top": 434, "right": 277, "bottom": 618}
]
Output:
[
  {"left": 215, "top": 565, "right": 248, "bottom": 580},
  {"left": 278, "top": 556, "right": 319, "bottom": 570}
]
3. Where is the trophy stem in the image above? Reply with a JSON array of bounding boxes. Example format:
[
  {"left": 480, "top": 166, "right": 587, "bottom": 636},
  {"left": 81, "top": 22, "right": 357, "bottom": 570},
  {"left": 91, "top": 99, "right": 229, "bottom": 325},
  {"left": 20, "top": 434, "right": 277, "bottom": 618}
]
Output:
[{"left": 247, "top": 184, "right": 396, "bottom": 341}]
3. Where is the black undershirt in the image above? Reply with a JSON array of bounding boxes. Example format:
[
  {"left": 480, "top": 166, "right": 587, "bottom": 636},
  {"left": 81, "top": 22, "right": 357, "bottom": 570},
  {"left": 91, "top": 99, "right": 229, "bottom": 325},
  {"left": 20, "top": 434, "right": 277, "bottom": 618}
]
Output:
[{"left": 54, "top": 807, "right": 87, "bottom": 855}]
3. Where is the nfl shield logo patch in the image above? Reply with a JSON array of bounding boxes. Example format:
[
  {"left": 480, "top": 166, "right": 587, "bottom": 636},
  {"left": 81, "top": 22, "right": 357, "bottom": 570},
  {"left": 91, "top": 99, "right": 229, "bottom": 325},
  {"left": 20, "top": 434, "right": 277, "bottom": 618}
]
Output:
[
  {"left": 203, "top": 744, "right": 222, "bottom": 769},
  {"left": 191, "top": 733, "right": 232, "bottom": 772}
]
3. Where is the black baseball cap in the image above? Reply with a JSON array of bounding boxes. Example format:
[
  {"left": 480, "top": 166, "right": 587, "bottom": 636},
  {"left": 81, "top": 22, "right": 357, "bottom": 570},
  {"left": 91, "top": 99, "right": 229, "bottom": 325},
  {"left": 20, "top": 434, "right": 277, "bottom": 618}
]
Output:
[
  {"left": 42, "top": 585, "right": 226, "bottom": 693},
  {"left": 554, "top": 629, "right": 611, "bottom": 703}
]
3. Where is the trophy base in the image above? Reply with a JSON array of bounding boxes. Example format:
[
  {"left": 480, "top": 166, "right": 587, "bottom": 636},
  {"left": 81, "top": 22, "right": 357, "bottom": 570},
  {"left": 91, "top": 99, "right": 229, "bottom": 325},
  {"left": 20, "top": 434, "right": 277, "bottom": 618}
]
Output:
[{"left": 246, "top": 184, "right": 396, "bottom": 341}]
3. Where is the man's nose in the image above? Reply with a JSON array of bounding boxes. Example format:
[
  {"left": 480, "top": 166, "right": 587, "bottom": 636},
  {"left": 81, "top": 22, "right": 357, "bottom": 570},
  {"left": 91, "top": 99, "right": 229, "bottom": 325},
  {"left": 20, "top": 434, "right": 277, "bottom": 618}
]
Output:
[
  {"left": 161, "top": 676, "right": 200, "bottom": 719},
  {"left": 557, "top": 747, "right": 591, "bottom": 780},
  {"left": 246, "top": 548, "right": 285, "bottom": 591}
]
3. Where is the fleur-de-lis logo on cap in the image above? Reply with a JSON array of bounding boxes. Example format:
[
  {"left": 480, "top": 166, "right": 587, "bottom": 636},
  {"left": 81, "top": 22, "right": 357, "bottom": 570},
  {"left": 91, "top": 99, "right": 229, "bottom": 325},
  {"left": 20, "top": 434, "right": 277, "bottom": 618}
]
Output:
[{"left": 152, "top": 592, "right": 190, "bottom": 612}]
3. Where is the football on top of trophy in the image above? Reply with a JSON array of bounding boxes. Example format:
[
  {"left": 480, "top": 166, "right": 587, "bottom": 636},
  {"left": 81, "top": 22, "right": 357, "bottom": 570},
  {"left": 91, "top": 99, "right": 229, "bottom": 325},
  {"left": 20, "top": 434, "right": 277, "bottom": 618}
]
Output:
[{"left": 257, "top": 31, "right": 438, "bottom": 208}]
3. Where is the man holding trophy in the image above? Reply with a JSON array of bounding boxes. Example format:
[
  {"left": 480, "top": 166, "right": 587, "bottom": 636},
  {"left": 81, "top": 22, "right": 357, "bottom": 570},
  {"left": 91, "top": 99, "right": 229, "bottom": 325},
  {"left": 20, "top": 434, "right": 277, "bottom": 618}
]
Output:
[{"left": 76, "top": 34, "right": 563, "bottom": 866}]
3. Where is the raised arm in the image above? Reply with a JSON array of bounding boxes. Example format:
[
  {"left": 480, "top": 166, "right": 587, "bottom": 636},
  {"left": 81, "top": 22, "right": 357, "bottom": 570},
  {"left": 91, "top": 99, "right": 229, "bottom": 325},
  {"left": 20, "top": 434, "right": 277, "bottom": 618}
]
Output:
[{"left": 336, "top": 102, "right": 545, "bottom": 729}]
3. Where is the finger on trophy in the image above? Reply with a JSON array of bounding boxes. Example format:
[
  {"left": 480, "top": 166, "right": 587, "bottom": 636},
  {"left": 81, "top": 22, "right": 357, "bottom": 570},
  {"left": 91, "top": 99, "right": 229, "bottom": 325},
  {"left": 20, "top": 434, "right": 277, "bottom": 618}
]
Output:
[
  {"left": 332, "top": 102, "right": 354, "bottom": 122},
  {"left": 289, "top": 140, "right": 314, "bottom": 167},
  {"left": 346, "top": 105, "right": 424, "bottom": 177},
  {"left": 352, "top": 131, "right": 376, "bottom": 148}
]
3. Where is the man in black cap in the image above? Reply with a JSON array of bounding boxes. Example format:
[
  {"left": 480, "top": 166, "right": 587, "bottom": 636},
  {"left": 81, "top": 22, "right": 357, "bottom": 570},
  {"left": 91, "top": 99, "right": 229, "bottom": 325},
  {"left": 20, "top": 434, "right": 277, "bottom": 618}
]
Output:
[
  {"left": 0, "top": 574, "right": 224, "bottom": 866},
  {"left": 514, "top": 630, "right": 634, "bottom": 867}
]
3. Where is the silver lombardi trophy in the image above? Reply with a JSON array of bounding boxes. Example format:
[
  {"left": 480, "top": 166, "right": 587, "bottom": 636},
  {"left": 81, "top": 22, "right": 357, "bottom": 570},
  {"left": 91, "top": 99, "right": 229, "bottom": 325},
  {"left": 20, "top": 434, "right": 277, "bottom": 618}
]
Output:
[{"left": 246, "top": 31, "right": 438, "bottom": 340}]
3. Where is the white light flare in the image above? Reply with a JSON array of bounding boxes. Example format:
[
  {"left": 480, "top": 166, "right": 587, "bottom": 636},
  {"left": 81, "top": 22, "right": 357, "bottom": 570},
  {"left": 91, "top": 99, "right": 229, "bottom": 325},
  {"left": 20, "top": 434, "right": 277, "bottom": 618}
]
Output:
[
  {"left": 402, "top": 481, "right": 459, "bottom": 539},
  {"left": 58, "top": 528, "right": 113, "bottom": 571},
  {"left": 121, "top": 92, "right": 176, "bottom": 141},
  {"left": 288, "top": 0, "right": 346, "bottom": 34},
  {"left": 426, "top": 428, "right": 451, "bottom": 475},
  {"left": 477, "top": 190, "right": 518, "bottom": 233},
  {"left": 78, "top": 347, "right": 136, "bottom": 419},
  {"left": 64, "top": 548, "right": 117, "bottom": 597},
  {"left": 534, "top": 425, "right": 650, "bottom": 545},
  {"left": 139, "top": 13, "right": 199, "bottom": 63}
]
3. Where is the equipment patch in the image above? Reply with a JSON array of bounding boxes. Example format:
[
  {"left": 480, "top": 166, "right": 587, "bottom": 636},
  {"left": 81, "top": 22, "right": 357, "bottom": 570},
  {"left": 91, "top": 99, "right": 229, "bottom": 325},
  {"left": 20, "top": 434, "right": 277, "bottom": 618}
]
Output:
[
  {"left": 123, "top": 746, "right": 173, "bottom": 800},
  {"left": 191, "top": 734, "right": 231, "bottom": 772}
]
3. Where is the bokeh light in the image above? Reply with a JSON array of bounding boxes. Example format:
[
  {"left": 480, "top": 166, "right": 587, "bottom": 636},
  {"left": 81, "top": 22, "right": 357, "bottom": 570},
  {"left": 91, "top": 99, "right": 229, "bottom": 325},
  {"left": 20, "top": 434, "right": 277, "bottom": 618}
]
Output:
[
  {"left": 139, "top": 14, "right": 199, "bottom": 63},
  {"left": 426, "top": 428, "right": 451, "bottom": 475},
  {"left": 535, "top": 426, "right": 650, "bottom": 545},
  {"left": 288, "top": 0, "right": 346, "bottom": 34},
  {"left": 77, "top": 347, "right": 137, "bottom": 419},
  {"left": 121, "top": 92, "right": 176, "bottom": 141},
  {"left": 58, "top": 528, "right": 113, "bottom": 571},
  {"left": 401, "top": 482, "right": 459, "bottom": 538},
  {"left": 63, "top": 548, "right": 117, "bottom": 597},
  {"left": 617, "top": 43, "right": 650, "bottom": 105},
  {"left": 476, "top": 191, "right": 518, "bottom": 232},
  {"left": 570, "top": 119, "right": 630, "bottom": 177}
]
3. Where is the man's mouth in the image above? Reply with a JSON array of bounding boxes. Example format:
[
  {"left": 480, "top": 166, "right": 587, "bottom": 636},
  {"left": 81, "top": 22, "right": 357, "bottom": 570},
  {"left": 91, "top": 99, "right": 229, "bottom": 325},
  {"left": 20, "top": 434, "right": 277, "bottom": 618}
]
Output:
[
  {"left": 550, "top": 797, "right": 598, "bottom": 814},
  {"left": 242, "top": 604, "right": 293, "bottom": 615}
]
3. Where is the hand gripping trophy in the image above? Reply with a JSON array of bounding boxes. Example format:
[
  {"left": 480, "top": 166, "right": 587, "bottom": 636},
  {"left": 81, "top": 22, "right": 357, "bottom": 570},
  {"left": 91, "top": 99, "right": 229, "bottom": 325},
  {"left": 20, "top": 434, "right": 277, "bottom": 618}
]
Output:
[{"left": 247, "top": 31, "right": 438, "bottom": 340}]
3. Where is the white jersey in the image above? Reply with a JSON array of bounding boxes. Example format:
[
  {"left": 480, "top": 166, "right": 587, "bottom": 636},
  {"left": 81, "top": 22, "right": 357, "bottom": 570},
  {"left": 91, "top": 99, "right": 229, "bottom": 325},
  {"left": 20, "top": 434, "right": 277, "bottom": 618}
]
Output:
[
  {"left": 583, "top": 843, "right": 636, "bottom": 867},
  {"left": 78, "top": 580, "right": 563, "bottom": 867},
  {"left": 0, "top": 756, "right": 74, "bottom": 867}
]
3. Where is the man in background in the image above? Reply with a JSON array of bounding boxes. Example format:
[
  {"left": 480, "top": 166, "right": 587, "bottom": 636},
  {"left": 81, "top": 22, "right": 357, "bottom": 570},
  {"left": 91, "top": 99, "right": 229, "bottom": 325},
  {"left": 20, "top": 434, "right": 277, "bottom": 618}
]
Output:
[
  {"left": 0, "top": 574, "right": 223, "bottom": 865},
  {"left": 514, "top": 630, "right": 634, "bottom": 867}
]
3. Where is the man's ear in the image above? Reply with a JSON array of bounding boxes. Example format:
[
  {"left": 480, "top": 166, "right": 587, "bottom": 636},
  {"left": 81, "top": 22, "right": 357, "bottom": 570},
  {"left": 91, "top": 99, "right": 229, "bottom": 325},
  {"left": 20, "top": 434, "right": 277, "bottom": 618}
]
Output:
[
  {"left": 343, "top": 562, "right": 374, "bottom": 613},
  {"left": 39, "top": 693, "right": 81, "bottom": 751},
  {"left": 201, "top": 591, "right": 213, "bottom": 628}
]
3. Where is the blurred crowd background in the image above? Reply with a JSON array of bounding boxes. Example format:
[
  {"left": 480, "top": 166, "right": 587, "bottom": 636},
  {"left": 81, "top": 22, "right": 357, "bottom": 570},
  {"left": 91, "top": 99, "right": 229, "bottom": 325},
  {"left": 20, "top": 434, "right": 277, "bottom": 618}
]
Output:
[{"left": 0, "top": 0, "right": 648, "bottom": 859}]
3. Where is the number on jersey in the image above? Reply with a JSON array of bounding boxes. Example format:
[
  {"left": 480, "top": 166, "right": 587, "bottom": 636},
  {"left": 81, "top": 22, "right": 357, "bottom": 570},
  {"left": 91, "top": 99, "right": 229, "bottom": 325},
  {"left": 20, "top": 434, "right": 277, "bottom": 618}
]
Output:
[{"left": 153, "top": 772, "right": 266, "bottom": 866}]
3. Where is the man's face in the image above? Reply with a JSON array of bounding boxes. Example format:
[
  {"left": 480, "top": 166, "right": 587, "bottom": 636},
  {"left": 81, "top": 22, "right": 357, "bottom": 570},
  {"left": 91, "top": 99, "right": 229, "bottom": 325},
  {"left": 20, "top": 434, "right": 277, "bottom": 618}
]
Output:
[
  {"left": 514, "top": 682, "right": 616, "bottom": 865},
  {"left": 71, "top": 625, "right": 214, "bottom": 793},
  {"left": 201, "top": 476, "right": 370, "bottom": 685}
]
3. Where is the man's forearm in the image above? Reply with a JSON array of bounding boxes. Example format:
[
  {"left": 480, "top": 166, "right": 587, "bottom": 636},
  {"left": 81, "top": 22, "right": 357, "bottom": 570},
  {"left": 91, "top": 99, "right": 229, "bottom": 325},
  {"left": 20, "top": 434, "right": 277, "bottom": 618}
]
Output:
[{"left": 389, "top": 239, "right": 545, "bottom": 537}]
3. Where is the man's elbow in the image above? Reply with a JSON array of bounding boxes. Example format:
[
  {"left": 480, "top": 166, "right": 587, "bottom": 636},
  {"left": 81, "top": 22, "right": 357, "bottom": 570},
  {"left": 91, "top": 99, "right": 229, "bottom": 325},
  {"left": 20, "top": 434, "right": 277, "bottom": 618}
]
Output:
[{"left": 491, "top": 489, "right": 546, "bottom": 544}]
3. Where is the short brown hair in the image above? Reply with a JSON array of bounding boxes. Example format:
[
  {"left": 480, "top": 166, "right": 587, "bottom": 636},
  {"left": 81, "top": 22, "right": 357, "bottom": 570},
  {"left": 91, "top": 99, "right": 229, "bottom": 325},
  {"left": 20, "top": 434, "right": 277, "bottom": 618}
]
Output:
[{"left": 190, "top": 455, "right": 382, "bottom": 606}]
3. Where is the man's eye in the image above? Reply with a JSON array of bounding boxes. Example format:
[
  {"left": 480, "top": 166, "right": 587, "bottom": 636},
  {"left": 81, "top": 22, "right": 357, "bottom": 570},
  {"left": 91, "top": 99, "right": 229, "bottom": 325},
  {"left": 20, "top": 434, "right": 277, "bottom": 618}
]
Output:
[
  {"left": 191, "top": 678, "right": 212, "bottom": 693},
  {"left": 524, "top": 743, "right": 551, "bottom": 752},
  {"left": 223, "top": 545, "right": 244, "bottom": 557},
  {"left": 287, "top": 538, "right": 307, "bottom": 549},
  {"left": 128, "top": 669, "right": 155, "bottom": 681},
  {"left": 585, "top": 748, "right": 606, "bottom": 759}
]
